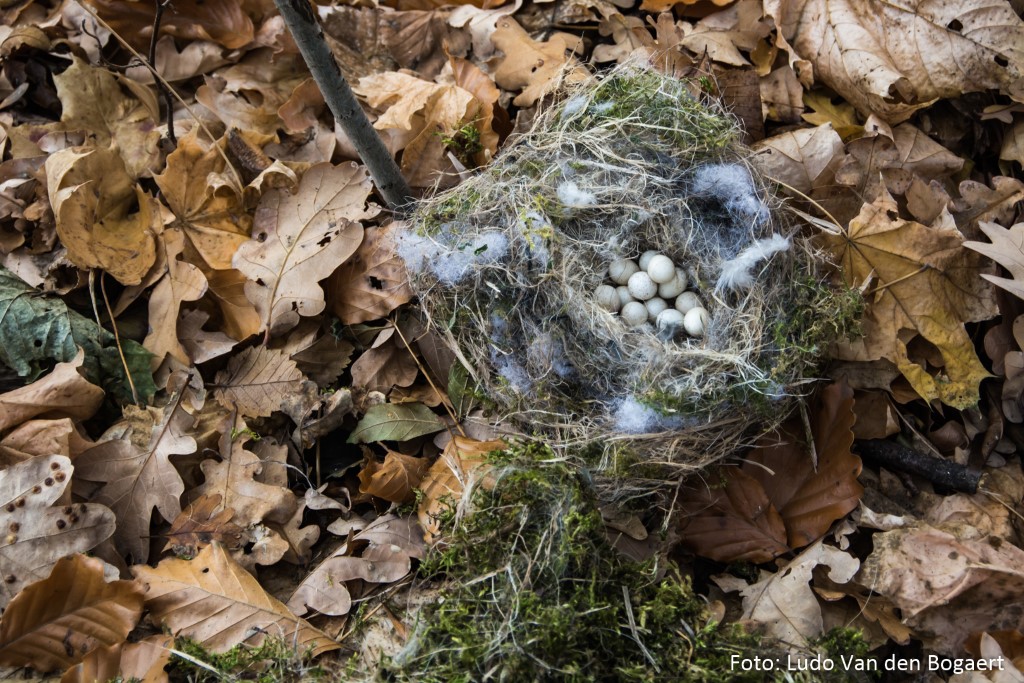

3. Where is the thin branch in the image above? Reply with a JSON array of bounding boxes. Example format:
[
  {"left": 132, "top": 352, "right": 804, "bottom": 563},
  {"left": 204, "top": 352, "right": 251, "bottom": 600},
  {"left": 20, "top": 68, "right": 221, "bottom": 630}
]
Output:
[
  {"left": 149, "top": 0, "right": 176, "bottom": 146},
  {"left": 273, "top": 0, "right": 414, "bottom": 215}
]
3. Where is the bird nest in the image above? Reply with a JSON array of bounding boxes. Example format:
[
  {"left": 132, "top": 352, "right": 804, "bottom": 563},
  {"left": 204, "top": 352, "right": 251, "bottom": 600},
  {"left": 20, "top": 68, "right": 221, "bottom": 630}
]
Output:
[{"left": 398, "top": 66, "right": 853, "bottom": 479}]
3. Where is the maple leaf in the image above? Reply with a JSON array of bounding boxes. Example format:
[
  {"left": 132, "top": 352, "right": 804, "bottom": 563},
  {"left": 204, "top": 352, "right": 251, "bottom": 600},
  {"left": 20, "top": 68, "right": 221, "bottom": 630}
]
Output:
[
  {"left": 0, "top": 554, "right": 144, "bottom": 672},
  {"left": 132, "top": 542, "right": 338, "bottom": 656},
  {"left": 825, "top": 189, "right": 998, "bottom": 408},
  {"left": 232, "top": 162, "right": 377, "bottom": 338},
  {"left": 0, "top": 455, "right": 115, "bottom": 610},
  {"left": 765, "top": 0, "right": 1024, "bottom": 122},
  {"left": 329, "top": 224, "right": 414, "bottom": 324},
  {"left": 153, "top": 129, "right": 252, "bottom": 272},
  {"left": 52, "top": 56, "right": 161, "bottom": 180},
  {"left": 74, "top": 379, "right": 201, "bottom": 563}
]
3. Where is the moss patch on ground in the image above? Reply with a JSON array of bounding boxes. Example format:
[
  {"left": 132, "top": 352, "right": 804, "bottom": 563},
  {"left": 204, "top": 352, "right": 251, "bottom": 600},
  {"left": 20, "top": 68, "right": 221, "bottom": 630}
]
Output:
[{"left": 385, "top": 443, "right": 784, "bottom": 682}]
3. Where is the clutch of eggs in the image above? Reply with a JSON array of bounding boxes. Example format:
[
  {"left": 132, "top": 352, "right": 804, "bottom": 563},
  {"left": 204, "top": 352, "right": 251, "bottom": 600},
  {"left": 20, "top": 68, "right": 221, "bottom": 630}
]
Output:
[{"left": 597, "top": 252, "right": 708, "bottom": 338}]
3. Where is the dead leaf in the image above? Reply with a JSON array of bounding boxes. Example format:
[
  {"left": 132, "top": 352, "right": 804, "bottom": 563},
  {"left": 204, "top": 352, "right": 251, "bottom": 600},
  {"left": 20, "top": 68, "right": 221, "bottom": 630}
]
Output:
[
  {"left": 752, "top": 123, "right": 845, "bottom": 194},
  {"left": 213, "top": 345, "right": 310, "bottom": 418},
  {"left": 743, "top": 382, "right": 864, "bottom": 548},
  {"left": 965, "top": 222, "right": 1024, "bottom": 302},
  {"left": 717, "top": 540, "right": 860, "bottom": 649},
  {"left": 360, "top": 450, "right": 430, "bottom": 503},
  {"left": 0, "top": 455, "right": 115, "bottom": 610},
  {"left": 825, "top": 189, "right": 998, "bottom": 408},
  {"left": 190, "top": 412, "right": 295, "bottom": 529},
  {"left": 154, "top": 129, "right": 252, "bottom": 272},
  {"left": 0, "top": 418, "right": 92, "bottom": 467},
  {"left": 52, "top": 56, "right": 161, "bottom": 179},
  {"left": 144, "top": 228, "right": 209, "bottom": 367},
  {"left": 45, "top": 145, "right": 159, "bottom": 285},
  {"left": 329, "top": 223, "right": 414, "bottom": 324},
  {"left": 232, "top": 162, "right": 377, "bottom": 338},
  {"left": 89, "top": 0, "right": 255, "bottom": 50},
  {"left": 676, "top": 467, "right": 790, "bottom": 563},
  {"left": 488, "top": 17, "right": 588, "bottom": 108},
  {"left": 75, "top": 381, "right": 200, "bottom": 563},
  {"left": 860, "top": 521, "right": 1024, "bottom": 655},
  {"left": 133, "top": 542, "right": 338, "bottom": 655},
  {"left": 0, "top": 554, "right": 144, "bottom": 672},
  {"left": 765, "top": 0, "right": 1024, "bottom": 122},
  {"left": 60, "top": 635, "right": 173, "bottom": 683},
  {"left": 164, "top": 494, "right": 245, "bottom": 558},
  {"left": 0, "top": 351, "right": 103, "bottom": 434},
  {"left": 350, "top": 329, "right": 419, "bottom": 394},
  {"left": 418, "top": 436, "right": 504, "bottom": 541},
  {"left": 287, "top": 514, "right": 423, "bottom": 617}
]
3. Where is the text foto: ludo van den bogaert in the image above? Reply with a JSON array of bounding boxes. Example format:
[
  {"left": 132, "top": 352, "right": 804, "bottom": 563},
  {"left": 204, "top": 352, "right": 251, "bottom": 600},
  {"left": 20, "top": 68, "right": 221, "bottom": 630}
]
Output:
[{"left": 730, "top": 653, "right": 1007, "bottom": 674}]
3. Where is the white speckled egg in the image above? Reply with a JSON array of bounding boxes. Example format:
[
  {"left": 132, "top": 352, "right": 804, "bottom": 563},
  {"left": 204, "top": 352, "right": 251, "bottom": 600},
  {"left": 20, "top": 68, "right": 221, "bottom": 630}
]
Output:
[
  {"left": 656, "top": 308, "right": 685, "bottom": 334},
  {"left": 646, "top": 255, "right": 676, "bottom": 284},
  {"left": 683, "top": 307, "right": 709, "bottom": 337},
  {"left": 645, "top": 297, "right": 668, "bottom": 320},
  {"left": 627, "top": 271, "right": 657, "bottom": 300},
  {"left": 621, "top": 301, "right": 648, "bottom": 327},
  {"left": 616, "top": 286, "right": 634, "bottom": 307},
  {"left": 674, "top": 291, "right": 702, "bottom": 314},
  {"left": 595, "top": 284, "right": 620, "bottom": 312},
  {"left": 658, "top": 270, "right": 688, "bottom": 299},
  {"left": 608, "top": 258, "right": 639, "bottom": 285},
  {"left": 638, "top": 250, "right": 660, "bottom": 271}
]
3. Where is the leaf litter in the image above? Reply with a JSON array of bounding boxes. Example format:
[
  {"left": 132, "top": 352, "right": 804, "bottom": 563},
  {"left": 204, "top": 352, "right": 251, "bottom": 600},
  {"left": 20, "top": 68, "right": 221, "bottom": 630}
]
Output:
[{"left": 0, "top": 0, "right": 1022, "bottom": 679}]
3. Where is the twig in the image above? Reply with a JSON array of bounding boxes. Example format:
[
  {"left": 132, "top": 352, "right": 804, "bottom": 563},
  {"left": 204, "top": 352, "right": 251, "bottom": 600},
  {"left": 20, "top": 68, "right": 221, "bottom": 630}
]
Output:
[
  {"left": 149, "top": 0, "right": 176, "bottom": 146},
  {"left": 272, "top": 0, "right": 414, "bottom": 215},
  {"left": 99, "top": 272, "right": 141, "bottom": 405},
  {"left": 858, "top": 439, "right": 981, "bottom": 494},
  {"left": 622, "top": 585, "right": 659, "bottom": 672}
]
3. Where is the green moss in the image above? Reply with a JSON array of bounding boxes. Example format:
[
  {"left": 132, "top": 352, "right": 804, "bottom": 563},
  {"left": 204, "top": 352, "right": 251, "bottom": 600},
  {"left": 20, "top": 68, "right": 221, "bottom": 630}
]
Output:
[
  {"left": 388, "top": 443, "right": 783, "bottom": 682},
  {"left": 440, "top": 123, "right": 484, "bottom": 167},
  {"left": 810, "top": 627, "right": 879, "bottom": 681},
  {"left": 169, "top": 636, "right": 325, "bottom": 682}
]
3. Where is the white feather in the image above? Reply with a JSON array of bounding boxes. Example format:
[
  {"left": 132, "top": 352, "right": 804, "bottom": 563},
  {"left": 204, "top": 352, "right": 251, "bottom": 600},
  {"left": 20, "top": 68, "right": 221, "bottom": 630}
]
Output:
[{"left": 716, "top": 234, "right": 792, "bottom": 292}]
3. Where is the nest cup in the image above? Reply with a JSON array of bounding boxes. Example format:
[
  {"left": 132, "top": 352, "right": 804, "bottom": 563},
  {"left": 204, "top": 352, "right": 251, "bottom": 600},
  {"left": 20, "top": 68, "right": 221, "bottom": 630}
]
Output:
[{"left": 399, "top": 66, "right": 845, "bottom": 480}]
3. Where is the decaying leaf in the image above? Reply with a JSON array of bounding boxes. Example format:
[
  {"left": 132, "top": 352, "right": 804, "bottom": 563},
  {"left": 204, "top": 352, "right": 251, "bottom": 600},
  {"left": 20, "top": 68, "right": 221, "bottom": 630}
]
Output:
[
  {"left": 716, "top": 540, "right": 859, "bottom": 649},
  {"left": 133, "top": 542, "right": 338, "bottom": 656},
  {"left": 752, "top": 123, "right": 844, "bottom": 194},
  {"left": 0, "top": 554, "right": 144, "bottom": 672},
  {"left": 89, "top": 0, "right": 255, "bottom": 50},
  {"left": 329, "top": 223, "right": 414, "bottom": 324},
  {"left": 347, "top": 402, "right": 445, "bottom": 443},
  {"left": 232, "top": 162, "right": 377, "bottom": 338},
  {"left": 417, "top": 435, "right": 504, "bottom": 541},
  {"left": 488, "top": 17, "right": 588, "bottom": 108},
  {"left": 743, "top": 382, "right": 863, "bottom": 548},
  {"left": 350, "top": 327, "right": 419, "bottom": 394},
  {"left": 60, "top": 635, "right": 173, "bottom": 683},
  {"left": 826, "top": 189, "right": 998, "bottom": 408},
  {"left": 0, "top": 455, "right": 115, "bottom": 610},
  {"left": 0, "top": 351, "right": 104, "bottom": 433},
  {"left": 287, "top": 514, "right": 424, "bottom": 617},
  {"left": 359, "top": 449, "right": 430, "bottom": 503},
  {"left": 965, "top": 222, "right": 1024, "bottom": 302},
  {"left": 164, "top": 494, "right": 245, "bottom": 558},
  {"left": 213, "top": 345, "right": 309, "bottom": 418},
  {"left": 676, "top": 467, "right": 789, "bottom": 563},
  {"left": 75, "top": 380, "right": 200, "bottom": 563},
  {"left": 765, "top": 0, "right": 1024, "bottom": 122},
  {"left": 144, "top": 228, "right": 209, "bottom": 367}
]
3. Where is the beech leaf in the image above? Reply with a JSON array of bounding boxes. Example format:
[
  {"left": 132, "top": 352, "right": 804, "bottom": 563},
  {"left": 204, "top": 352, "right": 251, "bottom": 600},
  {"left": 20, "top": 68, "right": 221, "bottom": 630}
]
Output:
[
  {"left": 132, "top": 542, "right": 338, "bottom": 656},
  {"left": 60, "top": 635, "right": 173, "bottom": 683},
  {"left": 0, "top": 554, "right": 144, "bottom": 672},
  {"left": 232, "top": 162, "right": 377, "bottom": 338},
  {"left": 359, "top": 450, "right": 430, "bottom": 503}
]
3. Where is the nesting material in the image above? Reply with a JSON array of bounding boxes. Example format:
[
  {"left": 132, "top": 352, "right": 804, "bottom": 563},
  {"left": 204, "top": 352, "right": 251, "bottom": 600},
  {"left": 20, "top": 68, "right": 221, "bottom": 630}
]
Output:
[{"left": 399, "top": 66, "right": 841, "bottom": 473}]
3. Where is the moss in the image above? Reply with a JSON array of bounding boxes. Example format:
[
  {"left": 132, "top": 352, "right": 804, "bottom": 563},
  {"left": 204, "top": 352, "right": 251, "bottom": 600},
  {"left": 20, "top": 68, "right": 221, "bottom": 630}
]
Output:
[
  {"left": 441, "top": 122, "right": 484, "bottom": 167},
  {"left": 810, "top": 627, "right": 879, "bottom": 681},
  {"left": 388, "top": 443, "right": 783, "bottom": 682},
  {"left": 169, "top": 636, "right": 325, "bottom": 682}
]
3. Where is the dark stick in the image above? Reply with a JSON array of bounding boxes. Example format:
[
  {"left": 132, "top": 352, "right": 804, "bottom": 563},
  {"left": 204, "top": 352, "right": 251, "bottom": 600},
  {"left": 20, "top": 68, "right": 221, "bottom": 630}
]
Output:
[
  {"left": 858, "top": 439, "right": 982, "bottom": 494},
  {"left": 273, "top": 0, "right": 414, "bottom": 215},
  {"left": 149, "top": 0, "right": 177, "bottom": 146}
]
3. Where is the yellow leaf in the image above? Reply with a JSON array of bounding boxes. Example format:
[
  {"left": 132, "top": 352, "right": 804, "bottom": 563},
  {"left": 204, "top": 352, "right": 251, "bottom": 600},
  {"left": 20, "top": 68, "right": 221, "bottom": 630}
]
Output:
[
  {"left": 417, "top": 436, "right": 505, "bottom": 542},
  {"left": 825, "top": 190, "right": 997, "bottom": 408}
]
